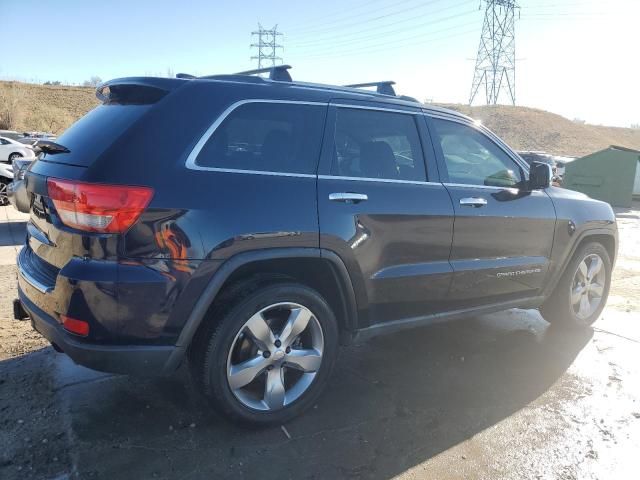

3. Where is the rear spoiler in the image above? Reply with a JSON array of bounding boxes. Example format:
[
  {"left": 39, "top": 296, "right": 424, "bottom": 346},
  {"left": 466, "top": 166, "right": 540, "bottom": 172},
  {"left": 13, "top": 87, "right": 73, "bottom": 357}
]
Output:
[{"left": 96, "top": 77, "right": 185, "bottom": 105}]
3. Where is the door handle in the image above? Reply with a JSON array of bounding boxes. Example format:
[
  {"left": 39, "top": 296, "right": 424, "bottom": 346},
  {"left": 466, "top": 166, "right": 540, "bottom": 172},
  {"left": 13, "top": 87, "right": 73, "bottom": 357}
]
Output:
[
  {"left": 459, "top": 197, "right": 487, "bottom": 207},
  {"left": 329, "top": 192, "right": 368, "bottom": 203}
]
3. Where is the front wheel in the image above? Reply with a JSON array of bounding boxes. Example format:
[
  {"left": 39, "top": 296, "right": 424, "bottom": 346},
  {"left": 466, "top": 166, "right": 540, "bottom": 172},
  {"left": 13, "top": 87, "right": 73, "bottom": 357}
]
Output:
[
  {"left": 190, "top": 282, "right": 339, "bottom": 426},
  {"left": 8, "top": 153, "right": 23, "bottom": 162},
  {"left": 540, "top": 242, "right": 612, "bottom": 328}
]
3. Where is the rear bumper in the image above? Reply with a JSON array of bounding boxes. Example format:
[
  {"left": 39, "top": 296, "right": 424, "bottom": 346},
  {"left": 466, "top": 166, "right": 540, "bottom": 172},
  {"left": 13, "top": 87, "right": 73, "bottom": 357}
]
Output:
[{"left": 18, "top": 288, "right": 183, "bottom": 375}]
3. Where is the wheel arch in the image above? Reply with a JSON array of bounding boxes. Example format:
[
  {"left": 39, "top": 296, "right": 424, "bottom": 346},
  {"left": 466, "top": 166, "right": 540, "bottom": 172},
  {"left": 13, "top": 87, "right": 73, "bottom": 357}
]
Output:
[
  {"left": 166, "top": 248, "right": 360, "bottom": 371},
  {"left": 543, "top": 228, "right": 617, "bottom": 298}
]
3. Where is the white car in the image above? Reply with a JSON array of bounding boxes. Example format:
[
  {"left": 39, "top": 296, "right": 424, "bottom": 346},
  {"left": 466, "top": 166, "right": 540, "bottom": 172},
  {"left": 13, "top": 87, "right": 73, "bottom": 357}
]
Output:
[
  {"left": 0, "top": 137, "right": 36, "bottom": 205},
  {"left": 0, "top": 136, "right": 36, "bottom": 162}
]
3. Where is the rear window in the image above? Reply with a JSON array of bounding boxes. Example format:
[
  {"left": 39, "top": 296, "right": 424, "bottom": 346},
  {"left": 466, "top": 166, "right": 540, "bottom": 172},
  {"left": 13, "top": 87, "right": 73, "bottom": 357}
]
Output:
[
  {"left": 194, "top": 102, "right": 326, "bottom": 175},
  {"left": 44, "top": 104, "right": 151, "bottom": 167}
]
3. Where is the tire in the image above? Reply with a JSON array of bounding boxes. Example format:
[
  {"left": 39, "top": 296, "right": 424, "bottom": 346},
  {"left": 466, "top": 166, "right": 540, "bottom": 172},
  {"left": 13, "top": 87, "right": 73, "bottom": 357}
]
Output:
[
  {"left": 0, "top": 179, "right": 9, "bottom": 206},
  {"left": 8, "top": 153, "right": 23, "bottom": 162},
  {"left": 190, "top": 281, "right": 339, "bottom": 426},
  {"left": 540, "top": 242, "right": 612, "bottom": 328}
]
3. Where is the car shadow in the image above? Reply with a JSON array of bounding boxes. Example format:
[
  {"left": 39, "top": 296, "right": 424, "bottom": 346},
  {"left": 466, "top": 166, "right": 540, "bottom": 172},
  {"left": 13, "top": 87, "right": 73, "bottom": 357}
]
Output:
[{"left": 49, "top": 308, "right": 593, "bottom": 479}]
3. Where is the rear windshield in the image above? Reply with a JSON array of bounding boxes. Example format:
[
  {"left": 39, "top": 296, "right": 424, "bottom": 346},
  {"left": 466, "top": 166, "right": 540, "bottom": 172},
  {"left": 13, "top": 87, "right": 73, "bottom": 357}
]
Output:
[{"left": 43, "top": 104, "right": 150, "bottom": 167}]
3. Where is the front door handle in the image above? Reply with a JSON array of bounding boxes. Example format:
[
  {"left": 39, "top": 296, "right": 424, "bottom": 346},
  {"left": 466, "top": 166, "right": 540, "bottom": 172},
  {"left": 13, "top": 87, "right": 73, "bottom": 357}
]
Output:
[
  {"left": 329, "top": 192, "right": 368, "bottom": 203},
  {"left": 459, "top": 197, "right": 487, "bottom": 207}
]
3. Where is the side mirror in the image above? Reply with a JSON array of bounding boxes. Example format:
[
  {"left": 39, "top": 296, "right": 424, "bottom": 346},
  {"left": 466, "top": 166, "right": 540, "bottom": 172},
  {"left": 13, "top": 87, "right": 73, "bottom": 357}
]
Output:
[{"left": 529, "top": 161, "right": 552, "bottom": 190}]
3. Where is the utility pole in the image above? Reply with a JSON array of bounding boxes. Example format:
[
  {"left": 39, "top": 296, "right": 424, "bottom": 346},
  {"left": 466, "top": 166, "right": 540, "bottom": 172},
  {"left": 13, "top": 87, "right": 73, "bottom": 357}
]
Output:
[
  {"left": 469, "top": 1, "right": 519, "bottom": 106},
  {"left": 251, "top": 24, "right": 284, "bottom": 68}
]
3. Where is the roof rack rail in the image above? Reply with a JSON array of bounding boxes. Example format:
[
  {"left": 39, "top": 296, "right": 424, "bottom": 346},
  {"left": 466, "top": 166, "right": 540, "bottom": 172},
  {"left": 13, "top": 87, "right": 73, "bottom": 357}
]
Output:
[
  {"left": 344, "top": 81, "right": 396, "bottom": 96},
  {"left": 234, "top": 65, "right": 293, "bottom": 82},
  {"left": 175, "top": 65, "right": 293, "bottom": 82}
]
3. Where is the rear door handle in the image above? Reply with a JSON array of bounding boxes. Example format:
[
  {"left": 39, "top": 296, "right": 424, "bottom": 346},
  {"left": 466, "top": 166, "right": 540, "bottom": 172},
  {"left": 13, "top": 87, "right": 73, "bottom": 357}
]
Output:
[
  {"left": 329, "top": 192, "right": 368, "bottom": 203},
  {"left": 459, "top": 197, "right": 487, "bottom": 207}
]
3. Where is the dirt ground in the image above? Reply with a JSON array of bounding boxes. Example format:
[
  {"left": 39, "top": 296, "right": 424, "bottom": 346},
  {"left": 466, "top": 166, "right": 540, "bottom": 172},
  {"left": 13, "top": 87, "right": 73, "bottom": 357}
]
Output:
[{"left": 0, "top": 204, "right": 638, "bottom": 480}]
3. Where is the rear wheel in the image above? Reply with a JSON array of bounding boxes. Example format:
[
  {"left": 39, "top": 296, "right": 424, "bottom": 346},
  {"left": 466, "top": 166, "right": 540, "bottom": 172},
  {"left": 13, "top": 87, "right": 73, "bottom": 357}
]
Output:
[
  {"left": 0, "top": 179, "right": 9, "bottom": 206},
  {"left": 540, "top": 242, "right": 611, "bottom": 328},
  {"left": 190, "top": 282, "right": 338, "bottom": 426}
]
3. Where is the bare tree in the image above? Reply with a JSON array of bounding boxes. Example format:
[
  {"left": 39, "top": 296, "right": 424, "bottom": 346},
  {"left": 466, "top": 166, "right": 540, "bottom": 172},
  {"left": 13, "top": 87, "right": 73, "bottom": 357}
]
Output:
[{"left": 82, "top": 76, "right": 102, "bottom": 87}]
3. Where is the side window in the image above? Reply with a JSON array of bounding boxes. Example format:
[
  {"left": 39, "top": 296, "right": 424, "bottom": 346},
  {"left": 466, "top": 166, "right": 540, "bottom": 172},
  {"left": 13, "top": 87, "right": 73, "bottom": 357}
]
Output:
[
  {"left": 331, "top": 108, "right": 426, "bottom": 182},
  {"left": 0, "top": 139, "right": 9, "bottom": 145},
  {"left": 195, "top": 102, "right": 325, "bottom": 175},
  {"left": 431, "top": 118, "right": 523, "bottom": 188}
]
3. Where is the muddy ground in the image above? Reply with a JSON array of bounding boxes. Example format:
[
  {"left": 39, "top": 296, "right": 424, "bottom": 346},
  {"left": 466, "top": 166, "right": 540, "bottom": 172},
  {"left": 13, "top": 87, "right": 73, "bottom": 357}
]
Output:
[{"left": 0, "top": 205, "right": 638, "bottom": 480}]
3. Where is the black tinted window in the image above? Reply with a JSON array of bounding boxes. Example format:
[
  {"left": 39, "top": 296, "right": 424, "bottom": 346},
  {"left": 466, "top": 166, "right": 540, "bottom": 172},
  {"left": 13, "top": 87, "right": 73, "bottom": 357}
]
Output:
[
  {"left": 51, "top": 105, "right": 151, "bottom": 166},
  {"left": 195, "top": 103, "right": 325, "bottom": 175},
  {"left": 331, "top": 108, "right": 426, "bottom": 181},
  {"left": 431, "top": 119, "right": 523, "bottom": 187}
]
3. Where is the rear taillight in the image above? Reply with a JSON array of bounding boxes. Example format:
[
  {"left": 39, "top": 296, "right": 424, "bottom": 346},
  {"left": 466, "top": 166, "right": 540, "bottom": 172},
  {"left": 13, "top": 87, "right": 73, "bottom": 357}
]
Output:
[
  {"left": 61, "top": 315, "right": 90, "bottom": 336},
  {"left": 47, "top": 179, "right": 153, "bottom": 233}
]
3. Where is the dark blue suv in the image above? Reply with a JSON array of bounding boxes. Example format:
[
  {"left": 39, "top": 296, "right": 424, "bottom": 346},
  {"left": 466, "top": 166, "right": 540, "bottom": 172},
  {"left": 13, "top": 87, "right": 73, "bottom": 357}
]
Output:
[{"left": 16, "top": 66, "right": 617, "bottom": 425}]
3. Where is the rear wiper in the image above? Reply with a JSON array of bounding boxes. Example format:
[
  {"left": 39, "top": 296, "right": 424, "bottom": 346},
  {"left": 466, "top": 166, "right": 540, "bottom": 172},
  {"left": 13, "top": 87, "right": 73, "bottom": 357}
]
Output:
[{"left": 36, "top": 140, "right": 70, "bottom": 155}]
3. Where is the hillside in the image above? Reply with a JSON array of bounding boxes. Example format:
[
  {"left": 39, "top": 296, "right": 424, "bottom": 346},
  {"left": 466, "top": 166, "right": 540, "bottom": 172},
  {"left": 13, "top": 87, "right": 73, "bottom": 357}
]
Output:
[
  {"left": 1, "top": 80, "right": 639, "bottom": 157},
  {"left": 442, "top": 104, "right": 640, "bottom": 157},
  {"left": 0, "top": 81, "right": 98, "bottom": 134}
]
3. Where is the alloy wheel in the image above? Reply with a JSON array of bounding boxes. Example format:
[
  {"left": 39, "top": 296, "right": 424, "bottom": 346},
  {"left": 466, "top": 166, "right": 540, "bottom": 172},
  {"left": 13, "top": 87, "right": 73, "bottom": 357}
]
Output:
[
  {"left": 226, "top": 302, "right": 324, "bottom": 411},
  {"left": 571, "top": 253, "right": 606, "bottom": 321},
  {"left": 0, "top": 182, "right": 8, "bottom": 206}
]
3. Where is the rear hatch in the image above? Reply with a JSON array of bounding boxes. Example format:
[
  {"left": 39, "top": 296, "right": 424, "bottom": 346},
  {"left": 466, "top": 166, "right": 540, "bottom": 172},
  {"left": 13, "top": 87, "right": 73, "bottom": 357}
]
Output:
[{"left": 23, "top": 80, "right": 172, "bottom": 278}]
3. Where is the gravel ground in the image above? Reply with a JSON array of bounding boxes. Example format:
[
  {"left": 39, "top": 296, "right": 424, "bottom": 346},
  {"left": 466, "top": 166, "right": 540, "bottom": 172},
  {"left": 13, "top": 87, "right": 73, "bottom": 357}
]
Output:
[{"left": 0, "top": 267, "right": 70, "bottom": 479}]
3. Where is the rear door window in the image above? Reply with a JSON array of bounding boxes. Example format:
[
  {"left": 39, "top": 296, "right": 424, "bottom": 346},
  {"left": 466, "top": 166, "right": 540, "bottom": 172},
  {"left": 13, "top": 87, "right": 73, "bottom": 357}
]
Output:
[
  {"left": 331, "top": 107, "right": 426, "bottom": 182},
  {"left": 195, "top": 102, "right": 326, "bottom": 175}
]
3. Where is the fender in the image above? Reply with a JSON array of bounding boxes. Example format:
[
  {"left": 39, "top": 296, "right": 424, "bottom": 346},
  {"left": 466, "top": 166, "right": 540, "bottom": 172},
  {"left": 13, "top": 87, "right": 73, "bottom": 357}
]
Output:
[
  {"left": 164, "top": 247, "right": 359, "bottom": 371},
  {"left": 542, "top": 226, "right": 617, "bottom": 299}
]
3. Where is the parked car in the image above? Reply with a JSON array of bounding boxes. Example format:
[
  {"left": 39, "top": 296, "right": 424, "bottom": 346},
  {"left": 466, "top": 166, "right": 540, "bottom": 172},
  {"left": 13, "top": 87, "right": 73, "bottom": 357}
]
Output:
[
  {"left": 1, "top": 137, "right": 36, "bottom": 205},
  {"left": 0, "top": 161, "right": 14, "bottom": 206},
  {"left": 7, "top": 157, "right": 35, "bottom": 211},
  {"left": 0, "top": 136, "right": 36, "bottom": 162},
  {"left": 518, "top": 151, "right": 570, "bottom": 185},
  {"left": 15, "top": 67, "right": 618, "bottom": 426},
  {"left": 517, "top": 151, "right": 555, "bottom": 166}
]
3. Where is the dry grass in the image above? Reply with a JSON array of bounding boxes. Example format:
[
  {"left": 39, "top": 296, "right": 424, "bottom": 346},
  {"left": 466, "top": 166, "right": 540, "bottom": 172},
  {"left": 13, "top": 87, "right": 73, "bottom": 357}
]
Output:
[
  {"left": 0, "top": 81, "right": 98, "bottom": 134},
  {"left": 442, "top": 104, "right": 640, "bottom": 157},
  {"left": 2, "top": 80, "right": 639, "bottom": 157}
]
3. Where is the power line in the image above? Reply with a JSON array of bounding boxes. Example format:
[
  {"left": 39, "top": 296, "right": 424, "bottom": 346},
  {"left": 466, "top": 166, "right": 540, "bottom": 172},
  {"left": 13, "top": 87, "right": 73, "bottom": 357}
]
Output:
[
  {"left": 469, "top": 0, "right": 519, "bottom": 106},
  {"left": 289, "top": 21, "right": 479, "bottom": 61},
  {"left": 289, "top": 0, "right": 475, "bottom": 49},
  {"left": 287, "top": 0, "right": 448, "bottom": 37},
  {"left": 250, "top": 24, "right": 284, "bottom": 68},
  {"left": 295, "top": 27, "right": 479, "bottom": 64},
  {"left": 289, "top": 10, "right": 478, "bottom": 57},
  {"left": 286, "top": 0, "right": 417, "bottom": 33}
]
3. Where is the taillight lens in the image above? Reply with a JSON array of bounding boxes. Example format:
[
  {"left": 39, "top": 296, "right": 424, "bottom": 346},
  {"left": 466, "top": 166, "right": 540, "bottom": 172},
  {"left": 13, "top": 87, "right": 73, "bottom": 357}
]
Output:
[
  {"left": 47, "top": 179, "right": 153, "bottom": 233},
  {"left": 61, "top": 315, "right": 90, "bottom": 336}
]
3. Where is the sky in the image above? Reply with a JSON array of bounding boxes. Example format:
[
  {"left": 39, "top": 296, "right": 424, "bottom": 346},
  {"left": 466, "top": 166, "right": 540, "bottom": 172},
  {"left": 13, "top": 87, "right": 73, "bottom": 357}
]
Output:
[{"left": 1, "top": 0, "right": 638, "bottom": 127}]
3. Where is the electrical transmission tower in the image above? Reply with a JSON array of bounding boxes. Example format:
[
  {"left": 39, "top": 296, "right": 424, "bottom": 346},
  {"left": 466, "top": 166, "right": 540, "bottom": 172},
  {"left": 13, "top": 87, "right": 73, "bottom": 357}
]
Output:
[
  {"left": 469, "top": 0, "right": 519, "bottom": 106},
  {"left": 251, "top": 24, "right": 284, "bottom": 68}
]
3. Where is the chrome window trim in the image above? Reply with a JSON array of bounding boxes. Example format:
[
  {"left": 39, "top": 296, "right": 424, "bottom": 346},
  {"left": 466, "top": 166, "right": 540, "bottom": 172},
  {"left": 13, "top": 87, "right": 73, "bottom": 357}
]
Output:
[
  {"left": 319, "top": 174, "right": 441, "bottom": 186},
  {"left": 443, "top": 182, "right": 520, "bottom": 192},
  {"left": 331, "top": 103, "right": 422, "bottom": 115},
  {"left": 194, "top": 167, "right": 315, "bottom": 178},
  {"left": 185, "top": 99, "right": 327, "bottom": 172},
  {"left": 425, "top": 112, "right": 530, "bottom": 173}
]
